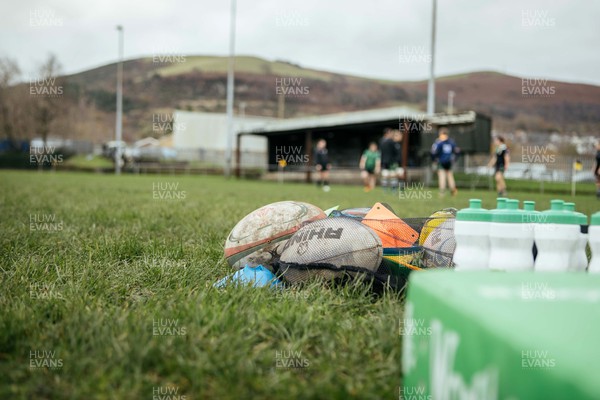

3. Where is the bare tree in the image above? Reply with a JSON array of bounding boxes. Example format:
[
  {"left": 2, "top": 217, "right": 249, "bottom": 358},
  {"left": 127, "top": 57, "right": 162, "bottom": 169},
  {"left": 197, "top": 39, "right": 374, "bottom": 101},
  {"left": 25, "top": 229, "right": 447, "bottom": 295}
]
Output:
[
  {"left": 33, "top": 53, "right": 65, "bottom": 147},
  {"left": 0, "top": 56, "right": 23, "bottom": 149},
  {"left": 0, "top": 57, "right": 20, "bottom": 87}
]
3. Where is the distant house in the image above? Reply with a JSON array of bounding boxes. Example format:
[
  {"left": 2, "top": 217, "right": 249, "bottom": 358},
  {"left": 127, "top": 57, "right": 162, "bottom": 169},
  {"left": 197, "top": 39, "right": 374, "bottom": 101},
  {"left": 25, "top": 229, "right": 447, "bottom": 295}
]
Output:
[{"left": 172, "top": 111, "right": 273, "bottom": 168}]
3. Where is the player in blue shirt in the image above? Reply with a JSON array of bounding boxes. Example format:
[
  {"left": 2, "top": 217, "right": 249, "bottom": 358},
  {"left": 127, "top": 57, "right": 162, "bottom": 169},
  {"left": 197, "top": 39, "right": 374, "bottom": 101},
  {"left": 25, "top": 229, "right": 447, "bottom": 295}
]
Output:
[{"left": 430, "top": 128, "right": 460, "bottom": 196}]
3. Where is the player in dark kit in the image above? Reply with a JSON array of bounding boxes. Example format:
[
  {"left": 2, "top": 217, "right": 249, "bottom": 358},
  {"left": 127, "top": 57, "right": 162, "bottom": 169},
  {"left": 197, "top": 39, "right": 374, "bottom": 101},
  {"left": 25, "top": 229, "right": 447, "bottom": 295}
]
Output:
[
  {"left": 314, "top": 139, "right": 331, "bottom": 192},
  {"left": 430, "top": 128, "right": 460, "bottom": 196},
  {"left": 392, "top": 130, "right": 405, "bottom": 191},
  {"left": 594, "top": 141, "right": 600, "bottom": 199},
  {"left": 487, "top": 136, "right": 510, "bottom": 196}
]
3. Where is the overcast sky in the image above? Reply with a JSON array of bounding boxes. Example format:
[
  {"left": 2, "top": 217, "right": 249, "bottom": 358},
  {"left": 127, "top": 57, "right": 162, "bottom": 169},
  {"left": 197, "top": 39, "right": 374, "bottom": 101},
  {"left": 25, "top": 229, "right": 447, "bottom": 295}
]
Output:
[{"left": 2, "top": 0, "right": 599, "bottom": 85}]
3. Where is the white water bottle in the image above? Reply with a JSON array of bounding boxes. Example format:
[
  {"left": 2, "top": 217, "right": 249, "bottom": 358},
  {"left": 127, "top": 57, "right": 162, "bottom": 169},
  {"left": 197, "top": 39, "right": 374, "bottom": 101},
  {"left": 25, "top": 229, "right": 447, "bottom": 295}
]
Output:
[
  {"left": 563, "top": 202, "right": 588, "bottom": 272},
  {"left": 453, "top": 199, "right": 492, "bottom": 271},
  {"left": 523, "top": 200, "right": 539, "bottom": 260},
  {"left": 589, "top": 212, "right": 600, "bottom": 273},
  {"left": 489, "top": 199, "right": 534, "bottom": 271},
  {"left": 534, "top": 200, "right": 580, "bottom": 272}
]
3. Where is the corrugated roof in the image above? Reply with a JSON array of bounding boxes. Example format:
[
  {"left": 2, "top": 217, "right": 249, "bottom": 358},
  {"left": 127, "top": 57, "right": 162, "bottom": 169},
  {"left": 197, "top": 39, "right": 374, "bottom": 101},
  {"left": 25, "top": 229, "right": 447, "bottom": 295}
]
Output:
[
  {"left": 240, "top": 106, "right": 424, "bottom": 135},
  {"left": 426, "top": 111, "right": 477, "bottom": 125},
  {"left": 239, "top": 107, "right": 481, "bottom": 136}
]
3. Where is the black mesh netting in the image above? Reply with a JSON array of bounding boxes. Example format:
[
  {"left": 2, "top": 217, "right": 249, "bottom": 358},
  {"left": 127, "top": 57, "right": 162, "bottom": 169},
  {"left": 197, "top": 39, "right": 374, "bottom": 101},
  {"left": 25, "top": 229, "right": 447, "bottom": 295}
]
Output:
[
  {"left": 271, "top": 260, "right": 409, "bottom": 293},
  {"left": 270, "top": 209, "right": 457, "bottom": 292}
]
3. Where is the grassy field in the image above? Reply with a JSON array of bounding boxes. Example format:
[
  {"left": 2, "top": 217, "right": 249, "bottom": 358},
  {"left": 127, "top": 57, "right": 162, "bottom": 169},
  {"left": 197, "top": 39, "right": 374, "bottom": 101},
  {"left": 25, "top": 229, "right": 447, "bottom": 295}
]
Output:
[
  {"left": 156, "top": 56, "right": 335, "bottom": 81},
  {"left": 1, "top": 171, "right": 598, "bottom": 399}
]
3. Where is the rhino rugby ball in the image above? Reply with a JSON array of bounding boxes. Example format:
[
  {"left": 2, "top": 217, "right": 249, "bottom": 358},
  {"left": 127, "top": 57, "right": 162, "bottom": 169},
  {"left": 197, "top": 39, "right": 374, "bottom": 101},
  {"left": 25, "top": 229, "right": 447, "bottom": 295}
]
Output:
[
  {"left": 224, "top": 201, "right": 326, "bottom": 269},
  {"left": 279, "top": 218, "right": 383, "bottom": 283}
]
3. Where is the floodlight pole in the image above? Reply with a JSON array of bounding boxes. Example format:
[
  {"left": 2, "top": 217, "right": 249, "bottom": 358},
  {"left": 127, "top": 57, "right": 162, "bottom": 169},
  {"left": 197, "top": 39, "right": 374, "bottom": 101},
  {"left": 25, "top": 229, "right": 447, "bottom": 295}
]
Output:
[
  {"left": 427, "top": 0, "right": 437, "bottom": 116},
  {"left": 115, "top": 25, "right": 124, "bottom": 175},
  {"left": 447, "top": 90, "right": 455, "bottom": 114},
  {"left": 225, "top": 0, "right": 237, "bottom": 177},
  {"left": 115, "top": 25, "right": 124, "bottom": 174}
]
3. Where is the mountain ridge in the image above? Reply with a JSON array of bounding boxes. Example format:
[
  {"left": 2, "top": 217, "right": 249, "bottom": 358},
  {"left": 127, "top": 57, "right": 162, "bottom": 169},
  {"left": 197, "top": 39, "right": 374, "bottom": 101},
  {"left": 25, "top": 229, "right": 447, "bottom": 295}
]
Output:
[{"left": 16, "top": 55, "right": 600, "bottom": 144}]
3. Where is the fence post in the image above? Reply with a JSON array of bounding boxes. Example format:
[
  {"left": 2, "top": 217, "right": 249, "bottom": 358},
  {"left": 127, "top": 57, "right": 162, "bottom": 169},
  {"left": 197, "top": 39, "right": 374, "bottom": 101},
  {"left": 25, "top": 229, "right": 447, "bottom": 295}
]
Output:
[
  {"left": 571, "top": 159, "right": 576, "bottom": 197},
  {"left": 424, "top": 163, "right": 432, "bottom": 187},
  {"left": 305, "top": 130, "right": 312, "bottom": 184}
]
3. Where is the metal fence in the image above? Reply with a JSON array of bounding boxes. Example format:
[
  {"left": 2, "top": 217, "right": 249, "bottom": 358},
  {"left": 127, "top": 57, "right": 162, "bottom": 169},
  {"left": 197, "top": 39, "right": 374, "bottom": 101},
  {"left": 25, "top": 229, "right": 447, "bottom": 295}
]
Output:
[
  {"left": 462, "top": 154, "right": 596, "bottom": 183},
  {"left": 263, "top": 153, "right": 597, "bottom": 194},
  {"left": 174, "top": 148, "right": 267, "bottom": 169}
]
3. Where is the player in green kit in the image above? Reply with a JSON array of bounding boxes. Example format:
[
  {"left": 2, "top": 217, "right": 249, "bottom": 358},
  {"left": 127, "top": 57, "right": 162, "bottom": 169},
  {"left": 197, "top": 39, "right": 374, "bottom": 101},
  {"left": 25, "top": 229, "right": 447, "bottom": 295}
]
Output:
[{"left": 360, "top": 142, "right": 381, "bottom": 192}]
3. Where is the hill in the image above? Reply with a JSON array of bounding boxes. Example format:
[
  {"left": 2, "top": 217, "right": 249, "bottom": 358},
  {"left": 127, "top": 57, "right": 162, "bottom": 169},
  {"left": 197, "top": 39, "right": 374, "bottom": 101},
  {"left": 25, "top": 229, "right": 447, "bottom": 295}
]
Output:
[{"left": 20, "top": 55, "right": 600, "bottom": 143}]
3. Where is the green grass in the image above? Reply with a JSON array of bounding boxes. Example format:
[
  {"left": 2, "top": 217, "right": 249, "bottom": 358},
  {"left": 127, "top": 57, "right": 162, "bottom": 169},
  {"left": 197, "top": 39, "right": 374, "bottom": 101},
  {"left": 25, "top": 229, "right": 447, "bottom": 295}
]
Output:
[
  {"left": 155, "top": 56, "right": 334, "bottom": 82},
  {"left": 62, "top": 155, "right": 114, "bottom": 170},
  {"left": 0, "top": 171, "right": 598, "bottom": 399},
  {"left": 154, "top": 55, "right": 399, "bottom": 85}
]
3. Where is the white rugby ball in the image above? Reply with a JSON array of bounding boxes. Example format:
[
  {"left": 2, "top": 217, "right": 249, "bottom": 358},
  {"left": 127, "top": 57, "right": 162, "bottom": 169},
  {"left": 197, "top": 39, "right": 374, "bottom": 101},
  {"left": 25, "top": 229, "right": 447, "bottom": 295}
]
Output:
[
  {"left": 224, "top": 201, "right": 326, "bottom": 269},
  {"left": 421, "top": 219, "right": 456, "bottom": 269},
  {"left": 279, "top": 218, "right": 383, "bottom": 283}
]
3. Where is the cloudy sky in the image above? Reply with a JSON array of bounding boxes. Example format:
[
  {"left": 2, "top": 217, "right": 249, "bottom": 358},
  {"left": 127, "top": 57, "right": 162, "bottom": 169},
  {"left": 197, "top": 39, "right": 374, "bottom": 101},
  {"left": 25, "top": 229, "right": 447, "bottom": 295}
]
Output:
[{"left": 2, "top": 0, "right": 599, "bottom": 85}]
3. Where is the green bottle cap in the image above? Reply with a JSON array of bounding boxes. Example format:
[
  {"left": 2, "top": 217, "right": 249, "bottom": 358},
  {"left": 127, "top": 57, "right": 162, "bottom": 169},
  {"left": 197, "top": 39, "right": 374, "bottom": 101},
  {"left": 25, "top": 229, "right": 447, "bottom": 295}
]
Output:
[
  {"left": 494, "top": 198, "right": 507, "bottom": 210},
  {"left": 491, "top": 199, "right": 524, "bottom": 223},
  {"left": 523, "top": 201, "right": 536, "bottom": 212},
  {"left": 538, "top": 200, "right": 579, "bottom": 225},
  {"left": 522, "top": 201, "right": 540, "bottom": 223},
  {"left": 591, "top": 211, "right": 600, "bottom": 226},
  {"left": 564, "top": 202, "right": 588, "bottom": 225},
  {"left": 456, "top": 199, "right": 492, "bottom": 222}
]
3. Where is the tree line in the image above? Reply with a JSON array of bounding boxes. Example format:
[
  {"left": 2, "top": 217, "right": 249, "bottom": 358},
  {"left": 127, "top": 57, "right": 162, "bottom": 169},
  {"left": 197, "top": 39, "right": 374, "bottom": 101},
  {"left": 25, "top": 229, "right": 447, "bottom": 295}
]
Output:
[{"left": 0, "top": 54, "right": 66, "bottom": 149}]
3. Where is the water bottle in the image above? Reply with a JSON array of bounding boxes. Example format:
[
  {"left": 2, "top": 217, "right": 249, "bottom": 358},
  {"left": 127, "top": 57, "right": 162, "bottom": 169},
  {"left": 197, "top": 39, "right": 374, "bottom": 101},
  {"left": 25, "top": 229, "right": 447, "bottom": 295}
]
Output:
[
  {"left": 487, "top": 197, "right": 507, "bottom": 270},
  {"left": 588, "top": 212, "right": 600, "bottom": 273},
  {"left": 563, "top": 202, "right": 588, "bottom": 272},
  {"left": 523, "top": 200, "right": 540, "bottom": 260},
  {"left": 534, "top": 200, "right": 580, "bottom": 272},
  {"left": 453, "top": 199, "right": 492, "bottom": 271},
  {"left": 489, "top": 199, "right": 534, "bottom": 271}
]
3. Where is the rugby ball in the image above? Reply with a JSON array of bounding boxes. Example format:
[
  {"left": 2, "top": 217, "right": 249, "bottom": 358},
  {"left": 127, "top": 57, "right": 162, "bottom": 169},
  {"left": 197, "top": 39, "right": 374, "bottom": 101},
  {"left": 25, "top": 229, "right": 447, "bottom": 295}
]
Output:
[
  {"left": 279, "top": 218, "right": 383, "bottom": 283},
  {"left": 418, "top": 208, "right": 457, "bottom": 245},
  {"left": 421, "top": 219, "right": 456, "bottom": 269},
  {"left": 224, "top": 201, "right": 326, "bottom": 270},
  {"left": 378, "top": 246, "right": 424, "bottom": 284}
]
